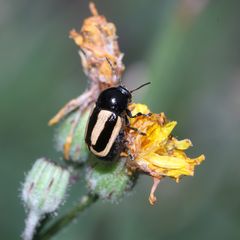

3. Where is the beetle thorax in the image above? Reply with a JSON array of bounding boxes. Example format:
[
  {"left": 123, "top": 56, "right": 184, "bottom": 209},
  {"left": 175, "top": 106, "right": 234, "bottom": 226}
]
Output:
[{"left": 96, "top": 86, "right": 132, "bottom": 114}]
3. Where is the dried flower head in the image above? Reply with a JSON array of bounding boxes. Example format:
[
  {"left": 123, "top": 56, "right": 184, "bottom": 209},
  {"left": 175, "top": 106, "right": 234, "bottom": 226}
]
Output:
[
  {"left": 70, "top": 2, "right": 124, "bottom": 88},
  {"left": 125, "top": 103, "right": 205, "bottom": 205}
]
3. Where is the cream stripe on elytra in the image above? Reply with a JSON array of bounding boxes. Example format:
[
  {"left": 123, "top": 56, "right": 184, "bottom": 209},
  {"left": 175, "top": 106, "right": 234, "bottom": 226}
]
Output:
[
  {"left": 90, "top": 116, "right": 122, "bottom": 157},
  {"left": 91, "top": 110, "right": 113, "bottom": 145}
]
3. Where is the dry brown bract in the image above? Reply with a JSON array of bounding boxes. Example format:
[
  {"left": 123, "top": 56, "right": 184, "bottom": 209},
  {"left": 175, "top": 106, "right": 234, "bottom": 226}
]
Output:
[{"left": 70, "top": 2, "right": 124, "bottom": 87}]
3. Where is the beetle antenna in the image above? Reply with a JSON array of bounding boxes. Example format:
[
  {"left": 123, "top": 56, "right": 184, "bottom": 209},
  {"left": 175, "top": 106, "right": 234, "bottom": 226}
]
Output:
[{"left": 130, "top": 82, "right": 151, "bottom": 93}]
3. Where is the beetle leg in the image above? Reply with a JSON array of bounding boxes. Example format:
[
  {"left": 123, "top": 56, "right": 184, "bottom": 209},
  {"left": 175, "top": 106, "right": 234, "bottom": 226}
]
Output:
[
  {"left": 63, "top": 108, "right": 82, "bottom": 160},
  {"left": 124, "top": 115, "right": 130, "bottom": 125},
  {"left": 124, "top": 115, "right": 146, "bottom": 135},
  {"left": 126, "top": 109, "right": 152, "bottom": 118},
  {"left": 120, "top": 138, "right": 134, "bottom": 160},
  {"left": 127, "top": 149, "right": 134, "bottom": 161},
  {"left": 126, "top": 126, "right": 146, "bottom": 136}
]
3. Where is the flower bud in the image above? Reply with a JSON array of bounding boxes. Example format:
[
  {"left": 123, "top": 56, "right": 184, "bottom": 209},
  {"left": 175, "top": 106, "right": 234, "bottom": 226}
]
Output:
[
  {"left": 54, "top": 109, "right": 91, "bottom": 162},
  {"left": 22, "top": 158, "right": 70, "bottom": 214},
  {"left": 22, "top": 158, "right": 70, "bottom": 240},
  {"left": 85, "top": 158, "right": 137, "bottom": 203}
]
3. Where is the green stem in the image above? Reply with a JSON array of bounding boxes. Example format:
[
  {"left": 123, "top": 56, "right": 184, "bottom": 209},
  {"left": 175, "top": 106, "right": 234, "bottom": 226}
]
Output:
[
  {"left": 33, "top": 214, "right": 51, "bottom": 240},
  {"left": 37, "top": 194, "right": 98, "bottom": 240}
]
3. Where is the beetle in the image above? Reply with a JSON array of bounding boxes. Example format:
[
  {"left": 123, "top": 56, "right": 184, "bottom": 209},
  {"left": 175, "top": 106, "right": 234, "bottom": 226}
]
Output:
[{"left": 85, "top": 82, "right": 151, "bottom": 161}]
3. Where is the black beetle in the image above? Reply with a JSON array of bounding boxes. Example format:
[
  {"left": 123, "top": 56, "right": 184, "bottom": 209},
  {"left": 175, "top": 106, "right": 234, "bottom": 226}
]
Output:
[{"left": 85, "top": 82, "right": 150, "bottom": 161}]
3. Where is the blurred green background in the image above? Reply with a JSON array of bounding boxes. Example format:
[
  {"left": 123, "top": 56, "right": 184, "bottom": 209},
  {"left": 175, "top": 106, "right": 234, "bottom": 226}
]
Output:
[{"left": 1, "top": 0, "right": 240, "bottom": 239}]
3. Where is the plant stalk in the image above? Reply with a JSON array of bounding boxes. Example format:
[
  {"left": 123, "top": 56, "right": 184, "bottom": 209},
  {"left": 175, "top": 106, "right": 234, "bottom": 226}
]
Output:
[{"left": 36, "top": 194, "right": 98, "bottom": 240}]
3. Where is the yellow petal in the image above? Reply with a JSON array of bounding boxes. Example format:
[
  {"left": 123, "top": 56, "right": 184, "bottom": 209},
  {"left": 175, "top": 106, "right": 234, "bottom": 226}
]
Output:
[
  {"left": 161, "top": 121, "right": 177, "bottom": 140},
  {"left": 141, "top": 152, "right": 205, "bottom": 180},
  {"left": 172, "top": 138, "right": 192, "bottom": 150},
  {"left": 146, "top": 153, "right": 192, "bottom": 170},
  {"left": 129, "top": 103, "right": 150, "bottom": 115}
]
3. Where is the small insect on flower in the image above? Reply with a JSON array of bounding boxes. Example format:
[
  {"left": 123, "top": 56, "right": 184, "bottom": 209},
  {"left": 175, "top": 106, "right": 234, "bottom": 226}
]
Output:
[{"left": 85, "top": 82, "right": 151, "bottom": 161}]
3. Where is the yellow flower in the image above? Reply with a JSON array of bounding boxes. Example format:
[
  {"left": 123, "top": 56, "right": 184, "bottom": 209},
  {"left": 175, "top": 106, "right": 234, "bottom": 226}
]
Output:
[{"left": 125, "top": 103, "right": 205, "bottom": 205}]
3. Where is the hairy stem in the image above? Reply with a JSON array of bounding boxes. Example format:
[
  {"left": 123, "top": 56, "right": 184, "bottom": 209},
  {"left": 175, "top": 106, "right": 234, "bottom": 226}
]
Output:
[
  {"left": 22, "top": 211, "right": 41, "bottom": 240},
  {"left": 37, "top": 194, "right": 98, "bottom": 240}
]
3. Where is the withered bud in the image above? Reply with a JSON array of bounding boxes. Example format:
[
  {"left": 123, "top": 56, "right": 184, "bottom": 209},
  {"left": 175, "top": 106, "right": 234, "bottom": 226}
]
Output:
[{"left": 69, "top": 2, "right": 125, "bottom": 89}]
